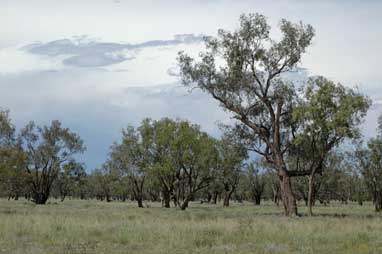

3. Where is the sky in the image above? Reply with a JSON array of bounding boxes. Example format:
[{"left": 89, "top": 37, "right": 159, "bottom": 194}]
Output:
[{"left": 0, "top": 0, "right": 381, "bottom": 169}]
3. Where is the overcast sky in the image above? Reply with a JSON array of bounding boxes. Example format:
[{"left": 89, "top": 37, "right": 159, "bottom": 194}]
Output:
[{"left": 0, "top": 0, "right": 381, "bottom": 169}]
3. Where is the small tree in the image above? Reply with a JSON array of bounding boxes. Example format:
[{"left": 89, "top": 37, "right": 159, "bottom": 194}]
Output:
[
  {"left": 108, "top": 125, "right": 150, "bottom": 208},
  {"left": 356, "top": 115, "right": 382, "bottom": 212},
  {"left": 216, "top": 131, "right": 248, "bottom": 207},
  {"left": 56, "top": 160, "right": 86, "bottom": 202},
  {"left": 19, "top": 120, "right": 85, "bottom": 204},
  {"left": 246, "top": 162, "right": 266, "bottom": 205}
]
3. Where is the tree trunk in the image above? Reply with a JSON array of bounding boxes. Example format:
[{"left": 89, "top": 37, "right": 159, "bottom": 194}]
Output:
[
  {"left": 180, "top": 198, "right": 189, "bottom": 210},
  {"left": 254, "top": 195, "right": 261, "bottom": 205},
  {"left": 137, "top": 196, "right": 144, "bottom": 208},
  {"left": 279, "top": 171, "right": 298, "bottom": 216},
  {"left": 61, "top": 195, "right": 66, "bottom": 202},
  {"left": 212, "top": 192, "right": 218, "bottom": 204},
  {"left": 307, "top": 174, "right": 314, "bottom": 216},
  {"left": 33, "top": 192, "right": 49, "bottom": 204},
  {"left": 162, "top": 189, "right": 171, "bottom": 208},
  {"left": 223, "top": 190, "right": 234, "bottom": 207}
]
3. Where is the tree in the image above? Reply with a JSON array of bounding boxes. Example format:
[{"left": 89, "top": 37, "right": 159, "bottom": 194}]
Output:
[
  {"left": 246, "top": 162, "right": 266, "bottom": 205},
  {"left": 178, "top": 13, "right": 314, "bottom": 216},
  {"left": 356, "top": 114, "right": 382, "bottom": 212},
  {"left": 171, "top": 121, "right": 218, "bottom": 210},
  {"left": 216, "top": 131, "right": 248, "bottom": 207},
  {"left": 107, "top": 125, "right": 150, "bottom": 208},
  {"left": 178, "top": 13, "right": 369, "bottom": 215},
  {"left": 0, "top": 109, "right": 28, "bottom": 200},
  {"left": 290, "top": 77, "right": 369, "bottom": 215},
  {"left": 19, "top": 120, "right": 85, "bottom": 204},
  {"left": 55, "top": 160, "right": 86, "bottom": 202},
  {"left": 91, "top": 166, "right": 119, "bottom": 202},
  {"left": 141, "top": 118, "right": 178, "bottom": 208}
]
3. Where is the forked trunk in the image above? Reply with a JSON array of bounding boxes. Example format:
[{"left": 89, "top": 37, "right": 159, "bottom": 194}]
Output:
[
  {"left": 223, "top": 190, "right": 234, "bottom": 207},
  {"left": 279, "top": 170, "right": 298, "bottom": 216}
]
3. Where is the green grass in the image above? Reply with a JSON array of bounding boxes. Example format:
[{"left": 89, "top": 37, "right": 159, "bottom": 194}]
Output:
[{"left": 0, "top": 200, "right": 382, "bottom": 254}]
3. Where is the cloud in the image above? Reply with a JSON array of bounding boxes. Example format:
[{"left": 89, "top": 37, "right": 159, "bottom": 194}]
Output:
[{"left": 22, "top": 34, "right": 206, "bottom": 68}]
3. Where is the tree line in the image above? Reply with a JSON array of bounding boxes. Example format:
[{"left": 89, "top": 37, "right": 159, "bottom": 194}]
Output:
[{"left": 0, "top": 13, "right": 381, "bottom": 216}]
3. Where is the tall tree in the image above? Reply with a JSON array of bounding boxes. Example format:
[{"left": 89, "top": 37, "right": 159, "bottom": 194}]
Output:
[
  {"left": 178, "top": 13, "right": 314, "bottom": 215},
  {"left": 178, "top": 13, "right": 369, "bottom": 215},
  {"left": 19, "top": 120, "right": 85, "bottom": 204}
]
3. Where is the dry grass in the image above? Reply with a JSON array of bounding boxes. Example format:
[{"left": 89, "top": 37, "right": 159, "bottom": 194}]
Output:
[{"left": 0, "top": 199, "right": 382, "bottom": 254}]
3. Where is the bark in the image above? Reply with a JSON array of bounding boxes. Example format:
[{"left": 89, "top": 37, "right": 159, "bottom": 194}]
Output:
[
  {"left": 279, "top": 169, "right": 298, "bottom": 216},
  {"left": 223, "top": 189, "right": 234, "bottom": 207}
]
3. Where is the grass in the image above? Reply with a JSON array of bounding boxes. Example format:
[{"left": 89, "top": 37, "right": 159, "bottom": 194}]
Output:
[{"left": 0, "top": 200, "right": 382, "bottom": 254}]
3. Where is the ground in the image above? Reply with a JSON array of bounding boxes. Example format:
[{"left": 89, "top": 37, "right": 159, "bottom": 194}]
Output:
[{"left": 0, "top": 200, "right": 381, "bottom": 254}]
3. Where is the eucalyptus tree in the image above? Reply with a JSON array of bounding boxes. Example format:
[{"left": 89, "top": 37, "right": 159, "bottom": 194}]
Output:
[
  {"left": 19, "top": 120, "right": 85, "bottom": 204},
  {"left": 178, "top": 13, "right": 370, "bottom": 215},
  {"left": 141, "top": 118, "right": 178, "bottom": 208},
  {"left": 290, "top": 77, "right": 370, "bottom": 215},
  {"left": 356, "top": 114, "right": 382, "bottom": 211},
  {"left": 107, "top": 125, "right": 150, "bottom": 208},
  {"left": 178, "top": 13, "right": 314, "bottom": 215},
  {"left": 171, "top": 121, "right": 219, "bottom": 210},
  {"left": 0, "top": 109, "right": 27, "bottom": 200},
  {"left": 55, "top": 160, "right": 86, "bottom": 201},
  {"left": 245, "top": 162, "right": 266, "bottom": 205},
  {"left": 216, "top": 131, "right": 248, "bottom": 206}
]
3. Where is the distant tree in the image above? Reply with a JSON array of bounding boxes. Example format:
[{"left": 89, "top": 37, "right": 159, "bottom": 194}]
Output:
[
  {"left": 19, "top": 120, "right": 85, "bottom": 204},
  {"left": 171, "top": 121, "right": 218, "bottom": 210},
  {"left": 91, "top": 166, "right": 119, "bottom": 202},
  {"left": 216, "top": 131, "right": 248, "bottom": 207},
  {"left": 141, "top": 118, "right": 178, "bottom": 208},
  {"left": 356, "top": 115, "right": 382, "bottom": 212},
  {"left": 0, "top": 110, "right": 28, "bottom": 200},
  {"left": 246, "top": 162, "right": 266, "bottom": 205},
  {"left": 56, "top": 160, "right": 86, "bottom": 202},
  {"left": 107, "top": 125, "right": 149, "bottom": 208}
]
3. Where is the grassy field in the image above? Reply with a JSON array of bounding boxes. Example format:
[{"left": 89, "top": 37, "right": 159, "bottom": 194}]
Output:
[{"left": 0, "top": 200, "right": 382, "bottom": 254}]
